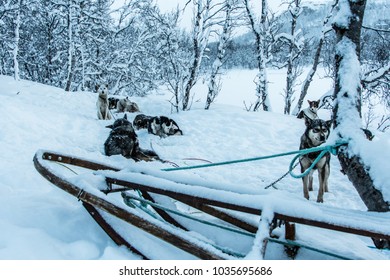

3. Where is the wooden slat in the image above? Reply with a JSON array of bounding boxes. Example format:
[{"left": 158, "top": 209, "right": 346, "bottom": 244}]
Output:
[
  {"left": 34, "top": 153, "right": 226, "bottom": 260},
  {"left": 82, "top": 202, "right": 148, "bottom": 259}
]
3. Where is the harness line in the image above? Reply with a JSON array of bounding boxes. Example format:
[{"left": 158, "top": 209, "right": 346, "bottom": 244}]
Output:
[{"left": 161, "top": 141, "right": 348, "bottom": 179}]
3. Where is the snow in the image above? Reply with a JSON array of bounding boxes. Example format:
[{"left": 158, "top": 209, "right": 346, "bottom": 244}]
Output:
[{"left": 0, "top": 68, "right": 389, "bottom": 260}]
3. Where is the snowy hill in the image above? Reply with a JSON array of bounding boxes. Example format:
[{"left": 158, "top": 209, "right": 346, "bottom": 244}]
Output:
[{"left": 0, "top": 72, "right": 389, "bottom": 260}]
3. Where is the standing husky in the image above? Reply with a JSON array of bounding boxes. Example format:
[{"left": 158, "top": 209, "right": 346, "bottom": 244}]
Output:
[
  {"left": 104, "top": 114, "right": 160, "bottom": 161},
  {"left": 96, "top": 84, "right": 111, "bottom": 120},
  {"left": 299, "top": 118, "right": 332, "bottom": 203},
  {"left": 297, "top": 100, "right": 320, "bottom": 121}
]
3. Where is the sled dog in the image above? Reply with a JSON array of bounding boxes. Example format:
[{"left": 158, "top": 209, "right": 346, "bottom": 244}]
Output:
[
  {"left": 96, "top": 84, "right": 111, "bottom": 120},
  {"left": 117, "top": 97, "right": 140, "bottom": 113},
  {"left": 108, "top": 97, "right": 120, "bottom": 110},
  {"left": 104, "top": 114, "right": 160, "bottom": 161},
  {"left": 297, "top": 100, "right": 320, "bottom": 121},
  {"left": 299, "top": 118, "right": 332, "bottom": 203},
  {"left": 148, "top": 116, "right": 183, "bottom": 137},
  {"left": 133, "top": 114, "right": 153, "bottom": 130}
]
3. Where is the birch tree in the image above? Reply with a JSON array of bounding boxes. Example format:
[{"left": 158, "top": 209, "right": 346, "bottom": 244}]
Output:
[
  {"left": 149, "top": 8, "right": 190, "bottom": 112},
  {"left": 332, "top": 0, "right": 390, "bottom": 249},
  {"left": 243, "top": 0, "right": 273, "bottom": 111},
  {"left": 182, "top": 0, "right": 213, "bottom": 111},
  {"left": 205, "top": 0, "right": 242, "bottom": 110},
  {"left": 64, "top": 0, "right": 75, "bottom": 92},
  {"left": 279, "top": 0, "right": 304, "bottom": 115},
  {"left": 12, "top": 0, "right": 22, "bottom": 81},
  {"left": 292, "top": 0, "right": 338, "bottom": 115}
]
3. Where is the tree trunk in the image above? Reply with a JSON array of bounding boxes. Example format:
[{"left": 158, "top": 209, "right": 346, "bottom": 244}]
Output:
[
  {"left": 65, "top": 0, "right": 74, "bottom": 92},
  {"left": 333, "top": 0, "right": 389, "bottom": 237},
  {"left": 293, "top": 1, "right": 337, "bottom": 115},
  {"left": 244, "top": 0, "right": 271, "bottom": 112},
  {"left": 13, "top": 0, "right": 22, "bottom": 81},
  {"left": 205, "top": 0, "right": 233, "bottom": 110}
]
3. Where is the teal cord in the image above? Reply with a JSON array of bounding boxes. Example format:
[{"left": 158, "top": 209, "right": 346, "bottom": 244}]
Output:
[{"left": 161, "top": 141, "right": 348, "bottom": 179}]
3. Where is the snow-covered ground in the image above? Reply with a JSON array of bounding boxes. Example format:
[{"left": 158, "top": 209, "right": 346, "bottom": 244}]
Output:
[{"left": 0, "top": 68, "right": 389, "bottom": 260}]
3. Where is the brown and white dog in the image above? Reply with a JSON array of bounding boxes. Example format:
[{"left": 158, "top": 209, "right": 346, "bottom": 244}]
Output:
[
  {"left": 96, "top": 84, "right": 111, "bottom": 120},
  {"left": 117, "top": 97, "right": 140, "bottom": 113},
  {"left": 297, "top": 100, "right": 320, "bottom": 121},
  {"left": 299, "top": 118, "right": 332, "bottom": 203}
]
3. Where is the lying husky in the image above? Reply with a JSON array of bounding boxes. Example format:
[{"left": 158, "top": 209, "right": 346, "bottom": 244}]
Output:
[
  {"left": 148, "top": 116, "right": 183, "bottom": 137},
  {"left": 104, "top": 114, "right": 160, "bottom": 161},
  {"left": 297, "top": 100, "right": 320, "bottom": 121},
  {"left": 117, "top": 97, "right": 140, "bottom": 113},
  {"left": 96, "top": 84, "right": 111, "bottom": 120},
  {"left": 133, "top": 114, "right": 183, "bottom": 138},
  {"left": 299, "top": 118, "right": 332, "bottom": 203},
  {"left": 108, "top": 97, "right": 120, "bottom": 110},
  {"left": 133, "top": 114, "right": 153, "bottom": 130}
]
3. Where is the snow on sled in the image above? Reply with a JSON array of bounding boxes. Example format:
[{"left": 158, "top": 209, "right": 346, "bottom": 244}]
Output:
[{"left": 33, "top": 150, "right": 390, "bottom": 260}]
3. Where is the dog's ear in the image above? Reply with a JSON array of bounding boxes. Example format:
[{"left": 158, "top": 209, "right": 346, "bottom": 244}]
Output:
[
  {"left": 95, "top": 85, "right": 99, "bottom": 91},
  {"left": 304, "top": 116, "right": 313, "bottom": 127},
  {"left": 307, "top": 100, "right": 311, "bottom": 105},
  {"left": 325, "top": 120, "right": 332, "bottom": 129},
  {"left": 105, "top": 84, "right": 108, "bottom": 88}
]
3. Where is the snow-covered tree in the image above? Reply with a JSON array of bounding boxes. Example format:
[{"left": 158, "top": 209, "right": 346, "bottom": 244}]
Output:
[
  {"left": 243, "top": 0, "right": 274, "bottom": 112},
  {"left": 12, "top": 0, "right": 22, "bottom": 81},
  {"left": 332, "top": 0, "right": 390, "bottom": 241},
  {"left": 292, "top": 0, "right": 338, "bottom": 115},
  {"left": 107, "top": 0, "right": 161, "bottom": 96},
  {"left": 148, "top": 8, "right": 190, "bottom": 112},
  {"left": 181, "top": 0, "right": 208, "bottom": 110},
  {"left": 205, "top": 0, "right": 242, "bottom": 110},
  {"left": 276, "top": 0, "right": 304, "bottom": 115},
  {"left": 0, "top": 0, "right": 25, "bottom": 80}
]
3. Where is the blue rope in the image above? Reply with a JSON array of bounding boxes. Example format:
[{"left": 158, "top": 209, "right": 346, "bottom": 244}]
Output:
[{"left": 161, "top": 141, "right": 348, "bottom": 178}]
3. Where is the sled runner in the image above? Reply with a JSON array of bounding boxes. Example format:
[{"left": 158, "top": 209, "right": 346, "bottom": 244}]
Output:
[{"left": 33, "top": 150, "right": 390, "bottom": 260}]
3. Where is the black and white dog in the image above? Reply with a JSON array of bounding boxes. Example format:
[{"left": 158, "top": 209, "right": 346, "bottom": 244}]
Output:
[
  {"left": 297, "top": 100, "right": 320, "bottom": 121},
  {"left": 104, "top": 114, "right": 160, "bottom": 161},
  {"left": 148, "top": 116, "right": 183, "bottom": 137},
  {"left": 108, "top": 97, "right": 120, "bottom": 110},
  {"left": 96, "top": 84, "right": 111, "bottom": 120},
  {"left": 299, "top": 118, "right": 332, "bottom": 203},
  {"left": 133, "top": 114, "right": 183, "bottom": 137}
]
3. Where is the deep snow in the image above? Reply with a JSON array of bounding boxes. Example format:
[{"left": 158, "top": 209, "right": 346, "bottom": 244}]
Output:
[{"left": 0, "top": 68, "right": 389, "bottom": 260}]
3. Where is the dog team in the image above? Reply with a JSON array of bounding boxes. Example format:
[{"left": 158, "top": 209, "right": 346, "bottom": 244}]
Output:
[
  {"left": 96, "top": 84, "right": 183, "bottom": 162},
  {"left": 97, "top": 84, "right": 373, "bottom": 203}
]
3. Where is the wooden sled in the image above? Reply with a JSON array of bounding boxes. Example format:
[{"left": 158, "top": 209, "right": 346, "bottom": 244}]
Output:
[{"left": 33, "top": 150, "right": 390, "bottom": 260}]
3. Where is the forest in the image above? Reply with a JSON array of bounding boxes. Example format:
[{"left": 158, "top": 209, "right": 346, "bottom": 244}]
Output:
[{"left": 1, "top": 0, "right": 389, "bottom": 119}]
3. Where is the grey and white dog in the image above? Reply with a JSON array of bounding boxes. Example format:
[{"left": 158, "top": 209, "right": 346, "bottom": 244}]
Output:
[
  {"left": 96, "top": 84, "right": 111, "bottom": 120},
  {"left": 299, "top": 118, "right": 332, "bottom": 203},
  {"left": 104, "top": 114, "right": 160, "bottom": 161}
]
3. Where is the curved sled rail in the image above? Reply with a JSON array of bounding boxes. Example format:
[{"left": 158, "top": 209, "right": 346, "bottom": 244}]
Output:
[
  {"left": 34, "top": 150, "right": 390, "bottom": 259},
  {"left": 33, "top": 151, "right": 227, "bottom": 260}
]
